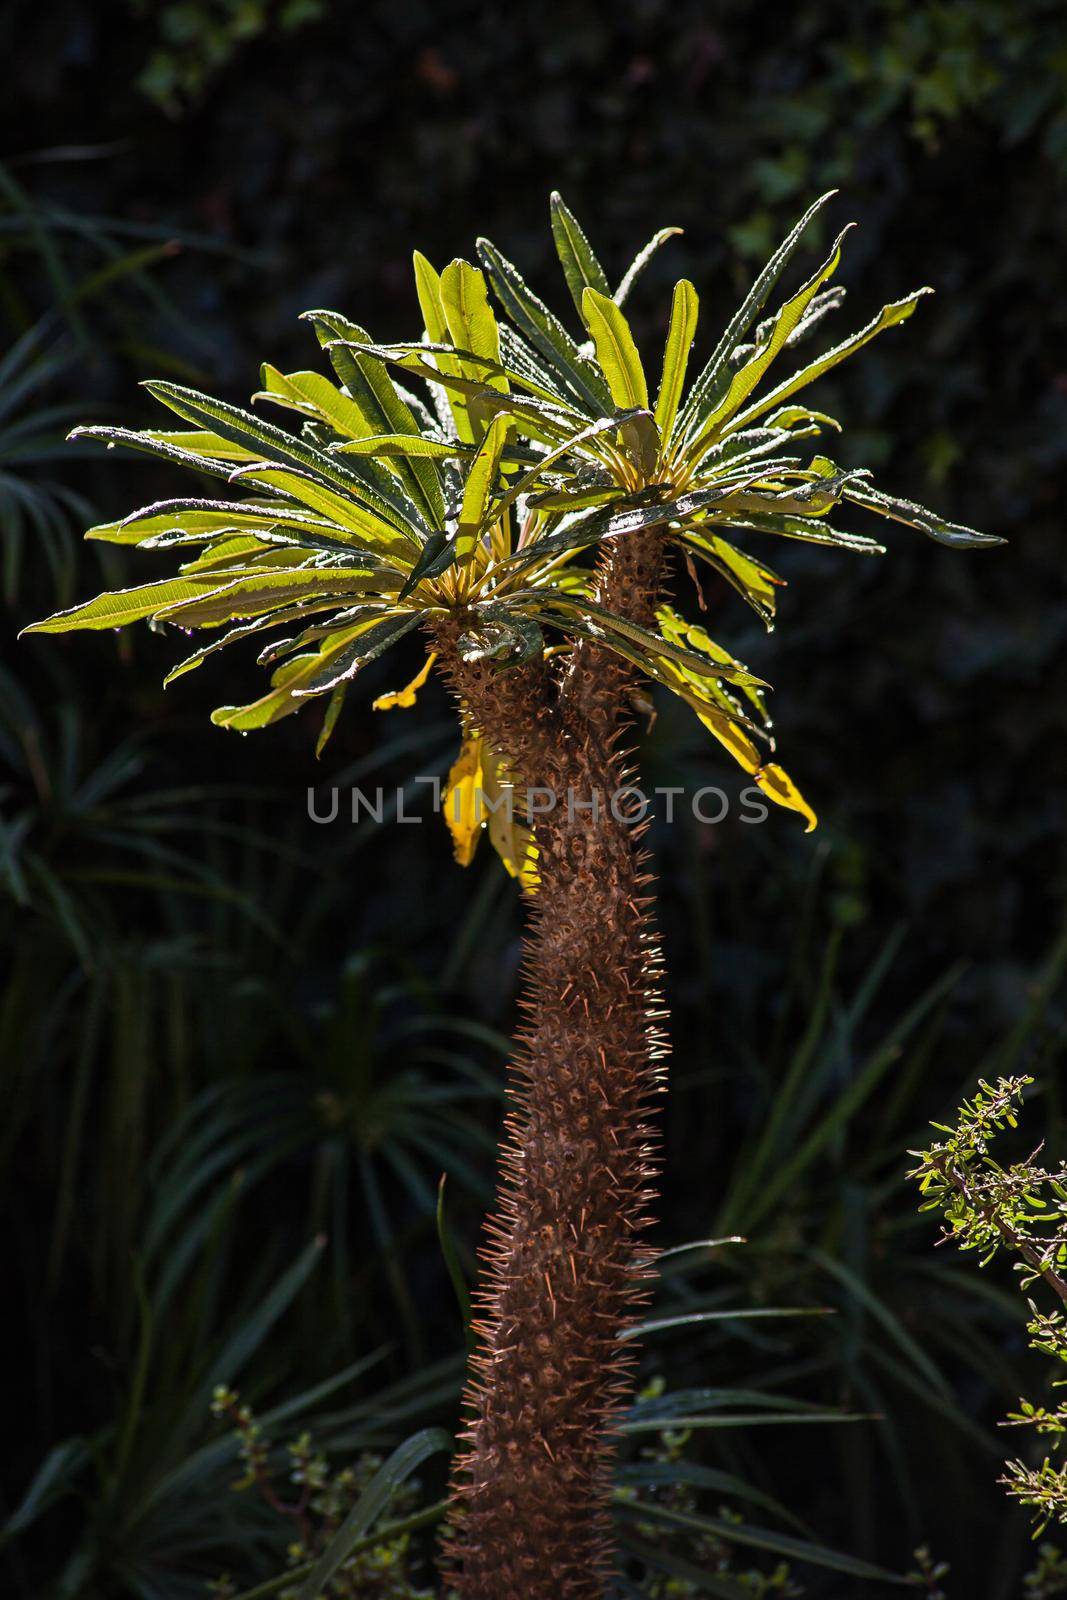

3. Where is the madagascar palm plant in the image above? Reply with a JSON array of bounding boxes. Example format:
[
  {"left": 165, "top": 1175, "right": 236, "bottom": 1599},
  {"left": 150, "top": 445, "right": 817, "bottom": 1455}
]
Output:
[{"left": 23, "top": 192, "right": 1001, "bottom": 1598}]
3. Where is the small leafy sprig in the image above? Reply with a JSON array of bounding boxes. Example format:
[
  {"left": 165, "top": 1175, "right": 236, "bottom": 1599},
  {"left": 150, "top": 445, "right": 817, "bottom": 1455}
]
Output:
[
  {"left": 909, "top": 1078, "right": 1067, "bottom": 1534},
  {"left": 1024, "top": 1543, "right": 1067, "bottom": 1599},
  {"left": 208, "top": 1387, "right": 432, "bottom": 1599}
]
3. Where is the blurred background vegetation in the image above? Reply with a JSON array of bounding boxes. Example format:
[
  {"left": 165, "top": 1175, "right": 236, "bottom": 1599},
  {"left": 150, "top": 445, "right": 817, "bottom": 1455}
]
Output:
[{"left": 2, "top": 1, "right": 1066, "bottom": 1595}]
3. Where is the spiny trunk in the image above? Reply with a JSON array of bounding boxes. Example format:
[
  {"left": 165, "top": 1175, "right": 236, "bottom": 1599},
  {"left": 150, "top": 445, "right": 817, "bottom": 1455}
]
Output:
[
  {"left": 434, "top": 581, "right": 668, "bottom": 1599},
  {"left": 563, "top": 527, "right": 665, "bottom": 742}
]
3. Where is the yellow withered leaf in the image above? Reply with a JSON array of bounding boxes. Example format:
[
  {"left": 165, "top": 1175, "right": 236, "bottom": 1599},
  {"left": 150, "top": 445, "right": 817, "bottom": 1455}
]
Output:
[
  {"left": 371, "top": 652, "right": 437, "bottom": 712},
  {"left": 482, "top": 748, "right": 540, "bottom": 893},
  {"left": 444, "top": 733, "right": 540, "bottom": 890},
  {"left": 755, "top": 763, "right": 818, "bottom": 832},
  {"left": 444, "top": 734, "right": 486, "bottom": 867}
]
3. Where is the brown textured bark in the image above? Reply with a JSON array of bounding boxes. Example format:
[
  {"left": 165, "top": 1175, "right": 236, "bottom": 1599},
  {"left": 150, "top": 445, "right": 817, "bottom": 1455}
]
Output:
[
  {"left": 433, "top": 534, "right": 669, "bottom": 1599},
  {"left": 562, "top": 527, "right": 665, "bottom": 741}
]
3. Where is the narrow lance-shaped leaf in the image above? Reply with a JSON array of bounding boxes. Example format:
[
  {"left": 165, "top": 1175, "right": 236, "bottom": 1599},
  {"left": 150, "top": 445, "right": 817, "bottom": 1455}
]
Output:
[
  {"left": 225, "top": 463, "right": 416, "bottom": 561},
  {"left": 154, "top": 568, "right": 383, "bottom": 630},
  {"left": 549, "top": 191, "right": 610, "bottom": 320},
  {"left": 842, "top": 479, "right": 1006, "bottom": 548},
  {"left": 582, "top": 287, "right": 649, "bottom": 411},
  {"left": 253, "top": 365, "right": 370, "bottom": 439},
  {"left": 398, "top": 530, "right": 457, "bottom": 601},
  {"left": 316, "top": 684, "right": 347, "bottom": 757},
  {"left": 456, "top": 415, "right": 510, "bottom": 562},
  {"left": 654, "top": 278, "right": 699, "bottom": 441},
  {"left": 685, "top": 227, "right": 853, "bottom": 456},
  {"left": 294, "top": 1429, "right": 453, "bottom": 1600},
  {"left": 142, "top": 379, "right": 429, "bottom": 538},
  {"left": 301, "top": 307, "right": 447, "bottom": 528},
  {"left": 85, "top": 502, "right": 299, "bottom": 546},
  {"left": 476, "top": 237, "right": 613, "bottom": 414},
  {"left": 334, "top": 338, "right": 586, "bottom": 446},
  {"left": 67, "top": 424, "right": 251, "bottom": 488},
  {"left": 614, "top": 225, "right": 683, "bottom": 307},
  {"left": 675, "top": 529, "right": 785, "bottom": 629},
  {"left": 440, "top": 259, "right": 508, "bottom": 398},
  {"left": 294, "top": 611, "right": 421, "bottom": 695},
  {"left": 709, "top": 508, "right": 886, "bottom": 553},
  {"left": 21, "top": 576, "right": 233, "bottom": 634},
  {"left": 678, "top": 189, "right": 838, "bottom": 440},
  {"left": 163, "top": 602, "right": 344, "bottom": 684},
  {"left": 729, "top": 288, "right": 934, "bottom": 431},
  {"left": 211, "top": 641, "right": 354, "bottom": 732},
  {"left": 335, "top": 433, "right": 468, "bottom": 461},
  {"left": 412, "top": 252, "right": 479, "bottom": 447},
  {"left": 531, "top": 592, "right": 767, "bottom": 687}
]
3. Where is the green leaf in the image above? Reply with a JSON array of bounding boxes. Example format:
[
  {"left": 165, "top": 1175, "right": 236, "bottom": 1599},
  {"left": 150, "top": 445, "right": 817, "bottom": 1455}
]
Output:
[
  {"left": 549, "top": 191, "right": 610, "bottom": 320},
  {"left": 203, "top": 1236, "right": 326, "bottom": 1395},
  {"left": 89, "top": 499, "right": 365, "bottom": 561},
  {"left": 295, "top": 1428, "right": 452, "bottom": 1600},
  {"left": 624, "top": 1306, "right": 831, "bottom": 1339},
  {"left": 398, "top": 529, "right": 456, "bottom": 600},
  {"left": 654, "top": 278, "right": 699, "bottom": 442},
  {"left": 731, "top": 288, "right": 934, "bottom": 429},
  {"left": 730, "top": 459, "right": 868, "bottom": 518},
  {"left": 225, "top": 463, "right": 416, "bottom": 559},
  {"left": 335, "top": 433, "right": 467, "bottom": 460},
  {"left": 614, "top": 1498, "right": 908, "bottom": 1585},
  {"left": 616, "top": 411, "right": 661, "bottom": 478},
  {"left": 210, "top": 658, "right": 325, "bottom": 731},
  {"left": 616, "top": 1460, "right": 802, "bottom": 1532},
  {"left": 614, "top": 225, "right": 683, "bottom": 307},
  {"left": 142, "top": 379, "right": 429, "bottom": 538},
  {"left": 842, "top": 480, "right": 1005, "bottom": 548},
  {"left": 476, "top": 237, "right": 612, "bottom": 414},
  {"left": 22, "top": 576, "right": 229, "bottom": 633},
  {"left": 0, "top": 1439, "right": 89, "bottom": 1544},
  {"left": 254, "top": 365, "right": 370, "bottom": 439},
  {"left": 677, "top": 530, "right": 785, "bottom": 628},
  {"left": 686, "top": 227, "right": 852, "bottom": 454},
  {"left": 294, "top": 611, "right": 421, "bottom": 695},
  {"left": 335, "top": 338, "right": 584, "bottom": 442},
  {"left": 412, "top": 251, "right": 450, "bottom": 347},
  {"left": 409, "top": 253, "right": 481, "bottom": 447},
  {"left": 678, "top": 190, "right": 837, "bottom": 439},
  {"left": 315, "top": 684, "right": 347, "bottom": 758},
  {"left": 163, "top": 602, "right": 342, "bottom": 684},
  {"left": 155, "top": 569, "right": 382, "bottom": 630},
  {"left": 591, "top": 478, "right": 763, "bottom": 542},
  {"left": 140, "top": 428, "right": 253, "bottom": 461},
  {"left": 437, "top": 1175, "right": 474, "bottom": 1353},
  {"left": 536, "top": 593, "right": 764, "bottom": 686},
  {"left": 710, "top": 507, "right": 886, "bottom": 553},
  {"left": 440, "top": 259, "right": 507, "bottom": 394},
  {"left": 69, "top": 424, "right": 251, "bottom": 487},
  {"left": 301, "top": 307, "right": 447, "bottom": 525},
  {"left": 582, "top": 287, "right": 649, "bottom": 411},
  {"left": 456, "top": 414, "right": 510, "bottom": 561}
]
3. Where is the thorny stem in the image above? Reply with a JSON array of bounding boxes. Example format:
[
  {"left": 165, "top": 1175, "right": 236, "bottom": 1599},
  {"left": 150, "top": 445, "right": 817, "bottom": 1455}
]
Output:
[{"left": 432, "top": 531, "right": 670, "bottom": 1599}]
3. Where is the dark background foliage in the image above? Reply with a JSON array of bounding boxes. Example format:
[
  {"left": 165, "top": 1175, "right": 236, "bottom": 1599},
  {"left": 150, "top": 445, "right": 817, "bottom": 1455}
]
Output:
[{"left": 3, "top": 1, "right": 1066, "bottom": 1595}]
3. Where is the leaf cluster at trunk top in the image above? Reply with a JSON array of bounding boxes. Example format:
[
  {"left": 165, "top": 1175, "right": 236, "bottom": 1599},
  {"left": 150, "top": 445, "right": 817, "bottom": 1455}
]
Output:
[{"left": 24, "top": 192, "right": 1002, "bottom": 848}]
